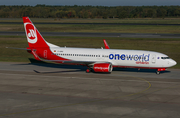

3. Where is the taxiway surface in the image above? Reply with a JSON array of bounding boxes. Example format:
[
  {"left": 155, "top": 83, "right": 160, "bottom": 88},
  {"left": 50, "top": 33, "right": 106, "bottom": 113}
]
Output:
[{"left": 0, "top": 62, "right": 180, "bottom": 118}]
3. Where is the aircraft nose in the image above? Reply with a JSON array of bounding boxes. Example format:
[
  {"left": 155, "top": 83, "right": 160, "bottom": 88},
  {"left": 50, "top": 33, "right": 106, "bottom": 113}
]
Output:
[{"left": 169, "top": 59, "right": 177, "bottom": 67}]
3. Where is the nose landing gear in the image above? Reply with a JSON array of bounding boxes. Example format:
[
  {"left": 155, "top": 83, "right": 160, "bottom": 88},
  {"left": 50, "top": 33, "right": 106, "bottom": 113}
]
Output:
[{"left": 156, "top": 68, "right": 166, "bottom": 75}]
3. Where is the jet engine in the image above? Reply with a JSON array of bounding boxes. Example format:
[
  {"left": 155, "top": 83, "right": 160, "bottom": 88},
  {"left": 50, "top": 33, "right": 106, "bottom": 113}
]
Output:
[{"left": 93, "top": 63, "right": 113, "bottom": 73}]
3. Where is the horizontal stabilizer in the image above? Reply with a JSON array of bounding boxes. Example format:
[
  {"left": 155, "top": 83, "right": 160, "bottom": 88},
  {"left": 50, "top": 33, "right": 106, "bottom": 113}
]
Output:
[{"left": 6, "top": 47, "right": 31, "bottom": 51}]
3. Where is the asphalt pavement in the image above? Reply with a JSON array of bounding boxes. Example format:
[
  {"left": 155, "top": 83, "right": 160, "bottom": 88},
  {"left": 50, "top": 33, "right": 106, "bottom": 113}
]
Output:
[{"left": 0, "top": 62, "right": 179, "bottom": 118}]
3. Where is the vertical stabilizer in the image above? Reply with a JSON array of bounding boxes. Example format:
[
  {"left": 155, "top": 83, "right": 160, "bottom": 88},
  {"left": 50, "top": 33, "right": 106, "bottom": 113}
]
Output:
[{"left": 23, "top": 17, "right": 49, "bottom": 48}]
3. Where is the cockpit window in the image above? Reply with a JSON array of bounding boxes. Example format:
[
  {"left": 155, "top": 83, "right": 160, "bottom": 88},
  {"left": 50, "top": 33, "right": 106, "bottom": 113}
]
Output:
[{"left": 161, "top": 57, "right": 170, "bottom": 59}]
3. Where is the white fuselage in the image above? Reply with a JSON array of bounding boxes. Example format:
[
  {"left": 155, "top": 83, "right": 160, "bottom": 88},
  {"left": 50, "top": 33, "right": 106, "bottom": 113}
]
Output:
[{"left": 50, "top": 47, "right": 177, "bottom": 69}]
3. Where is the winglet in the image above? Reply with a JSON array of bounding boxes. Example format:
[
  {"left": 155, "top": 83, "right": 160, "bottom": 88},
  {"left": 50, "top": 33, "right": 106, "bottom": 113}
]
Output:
[{"left": 103, "top": 39, "right": 110, "bottom": 49}]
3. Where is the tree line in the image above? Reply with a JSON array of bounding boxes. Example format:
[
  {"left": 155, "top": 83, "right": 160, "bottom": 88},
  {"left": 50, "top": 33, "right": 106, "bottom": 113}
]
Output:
[{"left": 0, "top": 5, "right": 180, "bottom": 19}]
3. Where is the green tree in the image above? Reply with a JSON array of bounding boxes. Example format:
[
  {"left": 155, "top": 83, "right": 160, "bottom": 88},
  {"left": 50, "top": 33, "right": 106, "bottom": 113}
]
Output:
[
  {"left": 157, "top": 8, "right": 167, "bottom": 18},
  {"left": 174, "top": 8, "right": 180, "bottom": 17},
  {"left": 119, "top": 10, "right": 127, "bottom": 18}
]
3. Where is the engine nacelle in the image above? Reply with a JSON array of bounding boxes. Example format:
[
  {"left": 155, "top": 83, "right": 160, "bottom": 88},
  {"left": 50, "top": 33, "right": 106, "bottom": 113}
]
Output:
[{"left": 93, "top": 63, "right": 113, "bottom": 73}]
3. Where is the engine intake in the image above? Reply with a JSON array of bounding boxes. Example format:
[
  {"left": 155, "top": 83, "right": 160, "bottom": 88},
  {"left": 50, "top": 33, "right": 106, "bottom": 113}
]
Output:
[{"left": 93, "top": 63, "right": 113, "bottom": 73}]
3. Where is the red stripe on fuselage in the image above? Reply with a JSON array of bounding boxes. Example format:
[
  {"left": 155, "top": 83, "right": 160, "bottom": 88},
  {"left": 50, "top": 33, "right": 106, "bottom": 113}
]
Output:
[{"left": 27, "top": 47, "right": 70, "bottom": 61}]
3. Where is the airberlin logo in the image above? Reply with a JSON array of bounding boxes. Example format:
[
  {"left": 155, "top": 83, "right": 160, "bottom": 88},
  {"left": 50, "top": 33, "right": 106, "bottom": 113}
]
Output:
[
  {"left": 25, "top": 23, "right": 37, "bottom": 44},
  {"left": 28, "top": 29, "right": 36, "bottom": 39}
]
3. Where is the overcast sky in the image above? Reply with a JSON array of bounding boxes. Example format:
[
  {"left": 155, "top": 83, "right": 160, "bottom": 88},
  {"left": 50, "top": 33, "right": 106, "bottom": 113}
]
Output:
[{"left": 1, "top": 0, "right": 180, "bottom": 6}]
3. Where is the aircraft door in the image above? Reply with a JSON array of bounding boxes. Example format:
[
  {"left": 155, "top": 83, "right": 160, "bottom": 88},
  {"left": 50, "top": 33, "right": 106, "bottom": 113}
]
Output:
[{"left": 152, "top": 55, "right": 156, "bottom": 64}]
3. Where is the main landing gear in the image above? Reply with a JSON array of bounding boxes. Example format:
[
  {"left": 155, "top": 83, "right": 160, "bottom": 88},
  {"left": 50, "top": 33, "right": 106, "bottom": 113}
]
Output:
[
  {"left": 86, "top": 68, "right": 90, "bottom": 73},
  {"left": 86, "top": 68, "right": 92, "bottom": 73}
]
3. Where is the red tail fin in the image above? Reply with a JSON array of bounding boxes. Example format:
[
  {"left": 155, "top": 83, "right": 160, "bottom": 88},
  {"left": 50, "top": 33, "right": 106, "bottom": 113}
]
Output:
[{"left": 23, "top": 17, "right": 49, "bottom": 48}]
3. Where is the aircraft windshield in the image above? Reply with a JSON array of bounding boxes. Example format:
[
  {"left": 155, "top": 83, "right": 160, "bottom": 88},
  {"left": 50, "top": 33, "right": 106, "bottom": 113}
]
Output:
[{"left": 161, "top": 57, "right": 170, "bottom": 59}]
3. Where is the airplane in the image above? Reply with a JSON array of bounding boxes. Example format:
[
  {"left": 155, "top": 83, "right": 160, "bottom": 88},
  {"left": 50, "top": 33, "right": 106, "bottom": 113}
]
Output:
[{"left": 9, "top": 17, "right": 177, "bottom": 74}]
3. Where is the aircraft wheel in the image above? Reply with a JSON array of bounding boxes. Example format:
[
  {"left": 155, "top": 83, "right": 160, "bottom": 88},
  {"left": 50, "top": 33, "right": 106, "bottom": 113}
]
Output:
[{"left": 156, "top": 71, "right": 160, "bottom": 75}]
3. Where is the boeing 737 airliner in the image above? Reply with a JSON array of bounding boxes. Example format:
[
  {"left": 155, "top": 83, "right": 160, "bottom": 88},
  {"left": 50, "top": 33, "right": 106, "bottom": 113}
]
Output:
[{"left": 19, "top": 17, "right": 177, "bottom": 74}]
